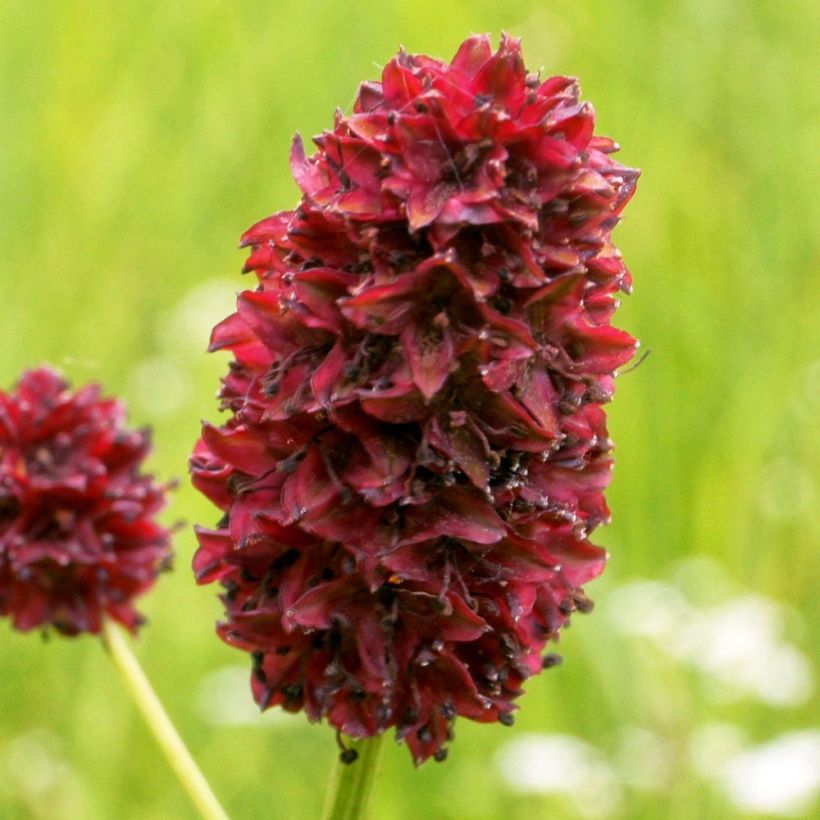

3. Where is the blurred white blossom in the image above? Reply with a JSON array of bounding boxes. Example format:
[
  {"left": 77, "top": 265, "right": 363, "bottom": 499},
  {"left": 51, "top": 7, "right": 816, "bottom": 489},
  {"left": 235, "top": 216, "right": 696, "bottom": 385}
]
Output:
[
  {"left": 607, "top": 577, "right": 813, "bottom": 707},
  {"left": 496, "top": 733, "right": 622, "bottom": 818},
  {"left": 128, "top": 355, "right": 192, "bottom": 417},
  {"left": 0, "top": 730, "right": 86, "bottom": 819},
  {"left": 719, "top": 730, "right": 820, "bottom": 816},
  {"left": 160, "top": 278, "right": 238, "bottom": 356}
]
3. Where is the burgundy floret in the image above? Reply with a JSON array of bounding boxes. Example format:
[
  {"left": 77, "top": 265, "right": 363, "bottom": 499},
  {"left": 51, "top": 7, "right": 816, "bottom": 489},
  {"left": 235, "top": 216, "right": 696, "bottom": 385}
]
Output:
[
  {"left": 0, "top": 368, "right": 173, "bottom": 635},
  {"left": 191, "top": 33, "right": 638, "bottom": 764}
]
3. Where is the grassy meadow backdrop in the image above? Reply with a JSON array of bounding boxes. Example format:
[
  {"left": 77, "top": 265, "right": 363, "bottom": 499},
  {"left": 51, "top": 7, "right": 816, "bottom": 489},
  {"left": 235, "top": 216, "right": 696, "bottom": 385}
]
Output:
[{"left": 1, "top": 1, "right": 818, "bottom": 817}]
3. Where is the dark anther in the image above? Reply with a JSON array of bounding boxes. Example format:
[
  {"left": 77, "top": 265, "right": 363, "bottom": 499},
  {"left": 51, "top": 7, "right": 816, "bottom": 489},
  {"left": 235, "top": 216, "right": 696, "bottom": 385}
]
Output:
[
  {"left": 251, "top": 651, "right": 266, "bottom": 682},
  {"left": 271, "top": 548, "right": 300, "bottom": 571},
  {"left": 402, "top": 708, "right": 419, "bottom": 727},
  {"left": 559, "top": 398, "right": 580, "bottom": 415},
  {"left": 572, "top": 590, "right": 595, "bottom": 614},
  {"left": 498, "top": 713, "right": 515, "bottom": 726},
  {"left": 281, "top": 683, "right": 303, "bottom": 701},
  {"left": 227, "top": 473, "right": 253, "bottom": 495},
  {"left": 566, "top": 340, "right": 586, "bottom": 361},
  {"left": 277, "top": 449, "right": 307, "bottom": 474},
  {"left": 336, "top": 730, "right": 359, "bottom": 764},
  {"left": 0, "top": 495, "right": 20, "bottom": 519},
  {"left": 498, "top": 633, "right": 518, "bottom": 660},
  {"left": 542, "top": 652, "right": 563, "bottom": 669},
  {"left": 350, "top": 688, "right": 367, "bottom": 701},
  {"left": 417, "top": 724, "right": 433, "bottom": 743},
  {"left": 490, "top": 294, "right": 513, "bottom": 315},
  {"left": 434, "top": 748, "right": 449, "bottom": 762},
  {"left": 222, "top": 580, "right": 239, "bottom": 601},
  {"left": 441, "top": 702, "right": 456, "bottom": 719}
]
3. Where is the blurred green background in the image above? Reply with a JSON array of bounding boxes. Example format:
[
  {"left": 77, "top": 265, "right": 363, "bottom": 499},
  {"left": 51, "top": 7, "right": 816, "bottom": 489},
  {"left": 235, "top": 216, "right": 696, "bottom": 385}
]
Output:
[{"left": 1, "top": 0, "right": 818, "bottom": 817}]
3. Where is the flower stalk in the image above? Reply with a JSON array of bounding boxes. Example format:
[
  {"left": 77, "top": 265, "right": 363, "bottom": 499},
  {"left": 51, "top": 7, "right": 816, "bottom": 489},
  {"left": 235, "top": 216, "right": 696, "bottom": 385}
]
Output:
[
  {"left": 322, "top": 735, "right": 385, "bottom": 820},
  {"left": 101, "top": 619, "right": 229, "bottom": 820}
]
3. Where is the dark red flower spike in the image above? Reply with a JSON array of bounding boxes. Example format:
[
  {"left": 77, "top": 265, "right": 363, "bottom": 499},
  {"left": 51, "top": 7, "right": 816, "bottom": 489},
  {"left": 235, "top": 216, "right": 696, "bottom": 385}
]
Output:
[
  {"left": 0, "top": 367, "right": 173, "bottom": 635},
  {"left": 192, "top": 34, "right": 638, "bottom": 764}
]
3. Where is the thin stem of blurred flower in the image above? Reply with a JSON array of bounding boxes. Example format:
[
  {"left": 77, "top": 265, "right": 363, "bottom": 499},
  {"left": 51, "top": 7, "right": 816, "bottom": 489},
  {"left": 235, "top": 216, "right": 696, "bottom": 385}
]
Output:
[
  {"left": 322, "top": 735, "right": 384, "bottom": 820},
  {"left": 101, "top": 619, "right": 230, "bottom": 820}
]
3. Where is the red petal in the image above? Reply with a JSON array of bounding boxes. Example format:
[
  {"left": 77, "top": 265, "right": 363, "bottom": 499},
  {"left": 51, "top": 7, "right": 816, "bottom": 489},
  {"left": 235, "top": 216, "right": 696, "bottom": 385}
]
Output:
[
  {"left": 310, "top": 340, "right": 348, "bottom": 407},
  {"left": 208, "top": 311, "right": 252, "bottom": 353},
  {"left": 517, "top": 367, "right": 560, "bottom": 435},
  {"left": 401, "top": 322, "right": 454, "bottom": 400},
  {"left": 341, "top": 275, "right": 421, "bottom": 334},
  {"left": 290, "top": 134, "right": 330, "bottom": 198},
  {"left": 381, "top": 56, "right": 424, "bottom": 107},
  {"left": 280, "top": 447, "right": 339, "bottom": 527},
  {"left": 405, "top": 183, "right": 452, "bottom": 230},
  {"left": 438, "top": 593, "right": 490, "bottom": 641},
  {"left": 285, "top": 578, "right": 349, "bottom": 630},
  {"left": 201, "top": 423, "right": 273, "bottom": 476},
  {"left": 402, "top": 486, "right": 505, "bottom": 546},
  {"left": 192, "top": 527, "right": 233, "bottom": 584},
  {"left": 238, "top": 290, "right": 329, "bottom": 353},
  {"left": 239, "top": 212, "right": 292, "bottom": 249},
  {"left": 426, "top": 416, "right": 490, "bottom": 491},
  {"left": 471, "top": 34, "right": 526, "bottom": 111},
  {"left": 449, "top": 34, "right": 493, "bottom": 79}
]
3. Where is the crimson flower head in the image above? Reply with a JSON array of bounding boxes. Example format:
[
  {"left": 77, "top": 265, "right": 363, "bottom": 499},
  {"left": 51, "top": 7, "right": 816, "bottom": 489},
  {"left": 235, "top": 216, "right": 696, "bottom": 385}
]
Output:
[
  {"left": 192, "top": 34, "right": 638, "bottom": 764},
  {"left": 0, "top": 367, "right": 173, "bottom": 636}
]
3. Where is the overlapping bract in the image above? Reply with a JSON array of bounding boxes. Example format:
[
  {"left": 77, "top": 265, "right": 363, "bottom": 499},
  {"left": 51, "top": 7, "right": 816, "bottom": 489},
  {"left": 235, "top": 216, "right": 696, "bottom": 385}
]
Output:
[
  {"left": 191, "top": 34, "right": 638, "bottom": 764},
  {"left": 0, "top": 368, "right": 172, "bottom": 635}
]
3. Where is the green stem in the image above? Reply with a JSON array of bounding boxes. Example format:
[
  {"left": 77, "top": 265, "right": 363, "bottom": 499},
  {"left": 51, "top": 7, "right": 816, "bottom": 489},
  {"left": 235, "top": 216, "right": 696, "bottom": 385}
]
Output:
[
  {"left": 322, "top": 735, "right": 385, "bottom": 820},
  {"left": 101, "top": 619, "right": 229, "bottom": 820}
]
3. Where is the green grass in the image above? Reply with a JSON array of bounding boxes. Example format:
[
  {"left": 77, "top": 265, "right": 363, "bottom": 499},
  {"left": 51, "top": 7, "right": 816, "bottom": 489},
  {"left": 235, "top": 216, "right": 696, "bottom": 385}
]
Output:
[{"left": 1, "top": 1, "right": 818, "bottom": 817}]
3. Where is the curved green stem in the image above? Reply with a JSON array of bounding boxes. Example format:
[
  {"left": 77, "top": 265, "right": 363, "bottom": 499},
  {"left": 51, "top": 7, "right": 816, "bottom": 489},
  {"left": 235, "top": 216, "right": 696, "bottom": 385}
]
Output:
[
  {"left": 101, "top": 619, "right": 229, "bottom": 820},
  {"left": 322, "top": 735, "right": 385, "bottom": 820}
]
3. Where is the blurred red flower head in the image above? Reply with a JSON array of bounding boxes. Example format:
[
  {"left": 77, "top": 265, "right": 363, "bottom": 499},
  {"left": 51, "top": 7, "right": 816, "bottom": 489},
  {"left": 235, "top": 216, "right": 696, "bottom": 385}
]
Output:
[
  {"left": 192, "top": 33, "right": 638, "bottom": 764},
  {"left": 0, "top": 368, "right": 172, "bottom": 636}
]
